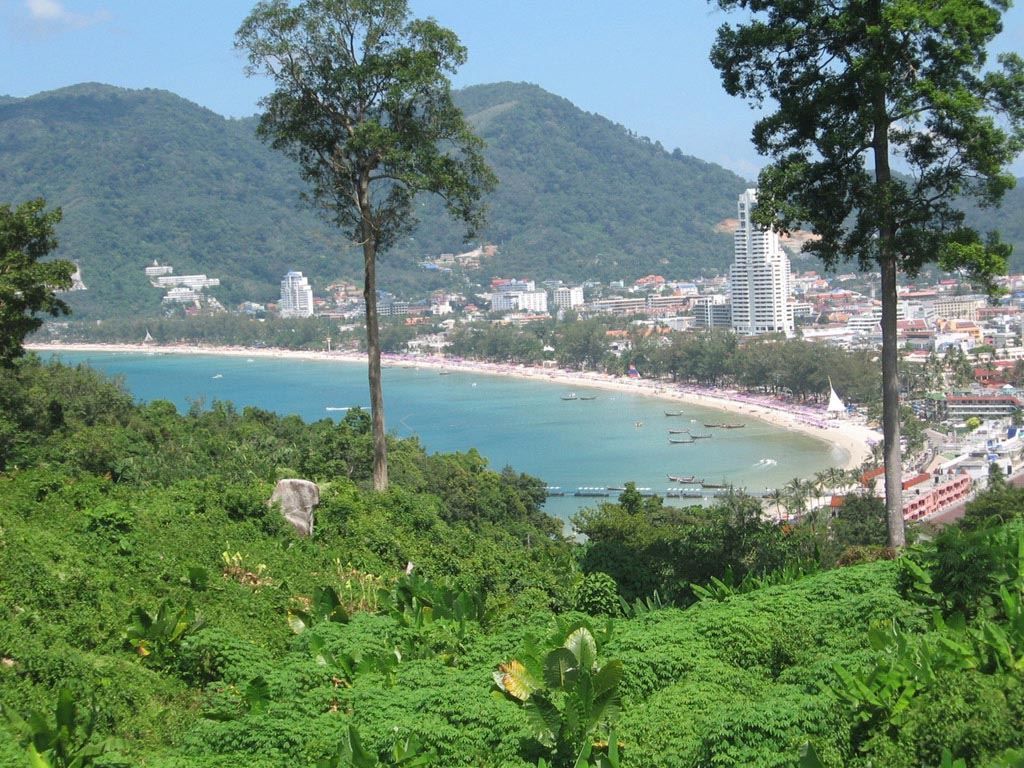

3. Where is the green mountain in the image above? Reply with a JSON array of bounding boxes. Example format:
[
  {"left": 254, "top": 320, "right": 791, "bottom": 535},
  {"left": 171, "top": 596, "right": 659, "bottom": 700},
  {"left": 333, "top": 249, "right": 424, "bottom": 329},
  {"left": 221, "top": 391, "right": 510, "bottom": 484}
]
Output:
[
  {"left": 2, "top": 82, "right": 1022, "bottom": 318},
  {"left": 0, "top": 82, "right": 748, "bottom": 316}
]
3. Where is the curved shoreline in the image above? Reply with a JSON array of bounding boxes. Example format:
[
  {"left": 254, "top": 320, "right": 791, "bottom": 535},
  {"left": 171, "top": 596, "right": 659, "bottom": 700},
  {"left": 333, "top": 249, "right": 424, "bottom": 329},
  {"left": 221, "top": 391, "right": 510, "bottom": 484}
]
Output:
[{"left": 28, "top": 342, "right": 879, "bottom": 471}]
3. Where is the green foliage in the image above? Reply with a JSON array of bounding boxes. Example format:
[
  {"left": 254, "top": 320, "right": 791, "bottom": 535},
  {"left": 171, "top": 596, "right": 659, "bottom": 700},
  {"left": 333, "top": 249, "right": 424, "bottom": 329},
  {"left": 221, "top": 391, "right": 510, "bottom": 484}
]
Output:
[
  {"left": 691, "top": 560, "right": 820, "bottom": 603},
  {"left": 2, "top": 687, "right": 113, "bottom": 768},
  {"left": 10, "top": 354, "right": 1024, "bottom": 766},
  {"left": 574, "top": 491, "right": 802, "bottom": 603},
  {"left": 288, "top": 586, "right": 351, "bottom": 635},
  {"left": 317, "top": 725, "right": 437, "bottom": 768},
  {"left": 124, "top": 599, "right": 201, "bottom": 667},
  {"left": 0, "top": 199, "right": 74, "bottom": 364},
  {"left": 571, "top": 573, "right": 621, "bottom": 617},
  {"left": 494, "top": 622, "right": 622, "bottom": 767}
]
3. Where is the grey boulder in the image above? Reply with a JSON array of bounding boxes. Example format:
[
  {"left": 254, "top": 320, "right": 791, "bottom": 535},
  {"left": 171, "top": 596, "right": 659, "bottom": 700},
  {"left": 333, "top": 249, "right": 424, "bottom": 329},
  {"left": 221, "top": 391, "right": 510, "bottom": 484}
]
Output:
[{"left": 269, "top": 479, "right": 320, "bottom": 537}]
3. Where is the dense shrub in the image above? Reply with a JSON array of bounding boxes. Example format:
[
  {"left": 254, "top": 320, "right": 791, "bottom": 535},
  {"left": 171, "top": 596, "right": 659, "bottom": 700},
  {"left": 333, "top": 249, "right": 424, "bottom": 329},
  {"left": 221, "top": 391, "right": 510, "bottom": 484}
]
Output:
[{"left": 571, "top": 572, "right": 621, "bottom": 616}]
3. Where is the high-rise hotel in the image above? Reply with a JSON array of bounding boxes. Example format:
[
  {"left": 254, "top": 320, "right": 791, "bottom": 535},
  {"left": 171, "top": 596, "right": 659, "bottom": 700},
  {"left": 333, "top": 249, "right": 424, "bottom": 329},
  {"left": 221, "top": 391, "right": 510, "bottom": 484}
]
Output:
[
  {"left": 279, "top": 271, "right": 315, "bottom": 318},
  {"left": 729, "top": 188, "right": 794, "bottom": 337}
]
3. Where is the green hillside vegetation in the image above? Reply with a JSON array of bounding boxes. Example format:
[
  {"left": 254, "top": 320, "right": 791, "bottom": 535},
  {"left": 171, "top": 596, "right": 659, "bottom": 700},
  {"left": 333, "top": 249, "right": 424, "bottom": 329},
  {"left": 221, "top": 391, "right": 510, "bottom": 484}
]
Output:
[
  {"left": 3, "top": 355, "right": 1024, "bottom": 766},
  {"left": 0, "top": 82, "right": 751, "bottom": 318}
]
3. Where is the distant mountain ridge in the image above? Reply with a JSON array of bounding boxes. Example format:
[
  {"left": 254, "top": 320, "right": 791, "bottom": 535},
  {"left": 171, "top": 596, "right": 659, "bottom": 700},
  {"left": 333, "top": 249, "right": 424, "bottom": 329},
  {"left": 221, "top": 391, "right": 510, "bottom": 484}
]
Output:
[
  {"left": 0, "top": 82, "right": 752, "bottom": 315},
  {"left": 1, "top": 82, "right": 1021, "bottom": 317}
]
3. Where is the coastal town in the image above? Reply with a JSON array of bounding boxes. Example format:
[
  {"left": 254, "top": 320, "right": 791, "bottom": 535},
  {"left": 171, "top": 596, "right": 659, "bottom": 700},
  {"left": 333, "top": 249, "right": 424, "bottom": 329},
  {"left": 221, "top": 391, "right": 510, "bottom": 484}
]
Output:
[
  {"left": 7, "top": 1, "right": 1024, "bottom": 765},
  {"left": 41, "top": 188, "right": 1024, "bottom": 533}
]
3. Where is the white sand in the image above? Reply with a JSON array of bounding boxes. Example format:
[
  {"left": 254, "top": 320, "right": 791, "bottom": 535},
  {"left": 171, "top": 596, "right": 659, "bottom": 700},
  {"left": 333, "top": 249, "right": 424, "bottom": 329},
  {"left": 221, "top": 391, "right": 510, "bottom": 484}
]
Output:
[{"left": 28, "top": 341, "right": 878, "bottom": 470}]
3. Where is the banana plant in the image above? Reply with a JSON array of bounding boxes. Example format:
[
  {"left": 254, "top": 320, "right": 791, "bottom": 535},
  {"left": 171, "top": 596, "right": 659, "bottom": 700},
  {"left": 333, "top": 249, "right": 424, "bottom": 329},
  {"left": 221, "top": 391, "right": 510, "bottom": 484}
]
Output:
[
  {"left": 124, "top": 599, "right": 200, "bottom": 666},
  {"left": 494, "top": 622, "right": 623, "bottom": 768},
  {"left": 2, "top": 687, "right": 114, "bottom": 768},
  {"left": 618, "top": 590, "right": 672, "bottom": 619},
  {"left": 379, "top": 573, "right": 492, "bottom": 632},
  {"left": 317, "top": 724, "right": 436, "bottom": 767},
  {"left": 307, "top": 634, "right": 400, "bottom": 686},
  {"left": 288, "top": 586, "right": 350, "bottom": 634}
]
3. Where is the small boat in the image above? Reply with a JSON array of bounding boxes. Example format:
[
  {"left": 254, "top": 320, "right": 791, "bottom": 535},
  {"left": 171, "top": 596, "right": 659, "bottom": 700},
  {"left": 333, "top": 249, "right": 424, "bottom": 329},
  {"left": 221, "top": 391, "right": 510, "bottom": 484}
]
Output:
[
  {"left": 722, "top": 423, "right": 745, "bottom": 429},
  {"left": 668, "top": 428, "right": 689, "bottom": 434},
  {"left": 690, "top": 432, "right": 713, "bottom": 439},
  {"left": 561, "top": 392, "right": 578, "bottom": 401},
  {"left": 634, "top": 420, "right": 645, "bottom": 428},
  {"left": 701, "top": 481, "right": 729, "bottom": 489},
  {"left": 579, "top": 395, "right": 597, "bottom": 401},
  {"left": 439, "top": 370, "right": 454, "bottom": 376},
  {"left": 664, "top": 411, "right": 685, "bottom": 417},
  {"left": 667, "top": 474, "right": 700, "bottom": 483},
  {"left": 669, "top": 437, "right": 694, "bottom": 444},
  {"left": 211, "top": 373, "right": 223, "bottom": 379}
]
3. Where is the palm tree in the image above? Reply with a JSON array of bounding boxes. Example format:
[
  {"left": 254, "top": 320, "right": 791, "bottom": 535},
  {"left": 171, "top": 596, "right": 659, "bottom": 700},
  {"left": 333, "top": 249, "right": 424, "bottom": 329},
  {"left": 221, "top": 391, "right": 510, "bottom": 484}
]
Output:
[
  {"left": 766, "top": 488, "right": 785, "bottom": 520},
  {"left": 783, "top": 478, "right": 810, "bottom": 519}
]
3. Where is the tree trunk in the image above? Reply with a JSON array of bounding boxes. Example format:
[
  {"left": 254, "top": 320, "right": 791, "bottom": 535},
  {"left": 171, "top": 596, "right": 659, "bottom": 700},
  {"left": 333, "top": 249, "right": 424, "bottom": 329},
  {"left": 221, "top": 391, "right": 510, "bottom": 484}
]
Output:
[
  {"left": 870, "top": 47, "right": 906, "bottom": 547},
  {"left": 879, "top": 255, "right": 905, "bottom": 547},
  {"left": 360, "top": 187, "right": 388, "bottom": 492}
]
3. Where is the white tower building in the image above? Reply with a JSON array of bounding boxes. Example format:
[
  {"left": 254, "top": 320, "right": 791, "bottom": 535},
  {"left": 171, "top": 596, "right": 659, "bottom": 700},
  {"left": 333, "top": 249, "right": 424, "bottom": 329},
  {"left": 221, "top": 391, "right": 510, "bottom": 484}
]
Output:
[
  {"left": 729, "top": 189, "right": 794, "bottom": 337},
  {"left": 279, "top": 271, "right": 315, "bottom": 318}
]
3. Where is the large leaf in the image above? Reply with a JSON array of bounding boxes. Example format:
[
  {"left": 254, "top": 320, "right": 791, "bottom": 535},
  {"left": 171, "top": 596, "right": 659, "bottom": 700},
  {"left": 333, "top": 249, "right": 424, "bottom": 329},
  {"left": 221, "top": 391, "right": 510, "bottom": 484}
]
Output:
[
  {"left": 523, "top": 696, "right": 560, "bottom": 748},
  {"left": 312, "top": 586, "right": 349, "bottom": 624},
  {"left": 544, "top": 648, "right": 579, "bottom": 690},
  {"left": 493, "top": 659, "right": 538, "bottom": 701},
  {"left": 244, "top": 676, "right": 270, "bottom": 715},
  {"left": 308, "top": 635, "right": 336, "bottom": 667},
  {"left": 590, "top": 685, "right": 621, "bottom": 731},
  {"left": 564, "top": 627, "right": 597, "bottom": 671},
  {"left": 339, "top": 724, "right": 377, "bottom": 768},
  {"left": 55, "top": 687, "right": 75, "bottom": 734},
  {"left": 591, "top": 660, "right": 622, "bottom": 699},
  {"left": 287, "top": 610, "right": 310, "bottom": 635},
  {"left": 797, "top": 742, "right": 826, "bottom": 768}
]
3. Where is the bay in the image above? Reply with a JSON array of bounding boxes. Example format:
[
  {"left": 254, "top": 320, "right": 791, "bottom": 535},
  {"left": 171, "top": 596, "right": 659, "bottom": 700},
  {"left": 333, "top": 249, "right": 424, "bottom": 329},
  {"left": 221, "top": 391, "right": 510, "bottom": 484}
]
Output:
[{"left": 49, "top": 351, "right": 846, "bottom": 520}]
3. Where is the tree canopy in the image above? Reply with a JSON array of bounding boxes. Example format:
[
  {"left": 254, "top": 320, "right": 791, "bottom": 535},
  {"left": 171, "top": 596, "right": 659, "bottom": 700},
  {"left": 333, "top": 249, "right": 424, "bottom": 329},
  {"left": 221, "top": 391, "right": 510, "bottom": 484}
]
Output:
[
  {"left": 237, "top": 0, "right": 496, "bottom": 489},
  {"left": 0, "top": 199, "right": 74, "bottom": 365},
  {"left": 710, "top": 0, "right": 1024, "bottom": 546}
]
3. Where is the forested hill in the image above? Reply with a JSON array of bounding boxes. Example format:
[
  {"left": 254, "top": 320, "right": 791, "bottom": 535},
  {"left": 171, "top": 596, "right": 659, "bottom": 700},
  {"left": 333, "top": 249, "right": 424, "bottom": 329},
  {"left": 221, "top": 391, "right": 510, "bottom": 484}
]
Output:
[
  {"left": 421, "top": 82, "right": 749, "bottom": 280},
  {"left": 3, "top": 83, "right": 1022, "bottom": 319},
  {"left": 0, "top": 82, "right": 748, "bottom": 316}
]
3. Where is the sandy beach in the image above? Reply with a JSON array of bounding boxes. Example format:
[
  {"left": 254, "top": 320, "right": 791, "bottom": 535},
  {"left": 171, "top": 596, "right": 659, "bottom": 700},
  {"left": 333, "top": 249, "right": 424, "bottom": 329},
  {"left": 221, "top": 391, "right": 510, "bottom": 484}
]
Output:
[{"left": 28, "top": 341, "right": 879, "bottom": 471}]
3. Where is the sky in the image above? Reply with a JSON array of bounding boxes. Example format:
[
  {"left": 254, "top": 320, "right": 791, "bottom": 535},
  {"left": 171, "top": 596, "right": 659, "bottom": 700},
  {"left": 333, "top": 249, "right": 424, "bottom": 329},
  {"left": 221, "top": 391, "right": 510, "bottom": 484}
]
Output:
[{"left": 2, "top": 0, "right": 1023, "bottom": 177}]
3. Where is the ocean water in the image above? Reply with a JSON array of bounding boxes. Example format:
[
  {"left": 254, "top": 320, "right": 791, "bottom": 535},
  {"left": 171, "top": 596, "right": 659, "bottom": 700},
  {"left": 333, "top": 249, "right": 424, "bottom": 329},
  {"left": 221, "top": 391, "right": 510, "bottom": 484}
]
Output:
[{"left": 48, "top": 351, "right": 846, "bottom": 520}]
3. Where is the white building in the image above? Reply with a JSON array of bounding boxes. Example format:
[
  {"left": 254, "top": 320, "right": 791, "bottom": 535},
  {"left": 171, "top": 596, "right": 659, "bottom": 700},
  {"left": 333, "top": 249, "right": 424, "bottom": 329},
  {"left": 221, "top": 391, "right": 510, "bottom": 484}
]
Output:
[
  {"left": 144, "top": 261, "right": 173, "bottom": 280},
  {"left": 279, "top": 271, "right": 315, "bottom": 318},
  {"left": 729, "top": 189, "right": 794, "bottom": 336},
  {"left": 154, "top": 274, "right": 220, "bottom": 290},
  {"left": 553, "top": 286, "right": 584, "bottom": 310},
  {"left": 492, "top": 290, "right": 548, "bottom": 313},
  {"left": 694, "top": 295, "right": 732, "bottom": 329}
]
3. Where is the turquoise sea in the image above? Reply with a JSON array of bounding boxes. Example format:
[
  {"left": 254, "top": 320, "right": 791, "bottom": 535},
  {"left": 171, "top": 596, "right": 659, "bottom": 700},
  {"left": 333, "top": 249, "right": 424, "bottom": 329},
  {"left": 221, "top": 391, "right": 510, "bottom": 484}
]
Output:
[{"left": 48, "top": 351, "right": 845, "bottom": 520}]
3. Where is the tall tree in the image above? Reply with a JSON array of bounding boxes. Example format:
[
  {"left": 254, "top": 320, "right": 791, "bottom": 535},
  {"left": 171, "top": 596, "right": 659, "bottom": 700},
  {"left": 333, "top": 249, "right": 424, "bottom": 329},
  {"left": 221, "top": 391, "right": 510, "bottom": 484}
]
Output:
[
  {"left": 0, "top": 199, "right": 74, "bottom": 366},
  {"left": 237, "top": 0, "right": 496, "bottom": 490},
  {"left": 710, "top": 0, "right": 1024, "bottom": 546}
]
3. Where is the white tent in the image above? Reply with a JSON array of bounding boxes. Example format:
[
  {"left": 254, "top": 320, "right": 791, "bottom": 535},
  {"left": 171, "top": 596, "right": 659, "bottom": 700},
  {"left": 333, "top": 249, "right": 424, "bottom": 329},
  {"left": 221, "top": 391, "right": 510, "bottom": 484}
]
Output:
[{"left": 827, "top": 378, "right": 846, "bottom": 418}]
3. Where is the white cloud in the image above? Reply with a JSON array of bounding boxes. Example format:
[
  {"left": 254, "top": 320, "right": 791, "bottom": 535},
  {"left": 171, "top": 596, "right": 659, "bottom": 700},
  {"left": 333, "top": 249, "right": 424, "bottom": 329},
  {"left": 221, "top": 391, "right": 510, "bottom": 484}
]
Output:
[{"left": 24, "top": 0, "right": 109, "bottom": 29}]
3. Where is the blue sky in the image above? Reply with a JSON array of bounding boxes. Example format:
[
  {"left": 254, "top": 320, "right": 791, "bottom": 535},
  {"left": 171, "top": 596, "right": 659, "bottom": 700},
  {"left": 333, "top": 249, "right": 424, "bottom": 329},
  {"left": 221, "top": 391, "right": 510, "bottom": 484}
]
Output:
[{"left": 2, "top": 0, "right": 1023, "bottom": 177}]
